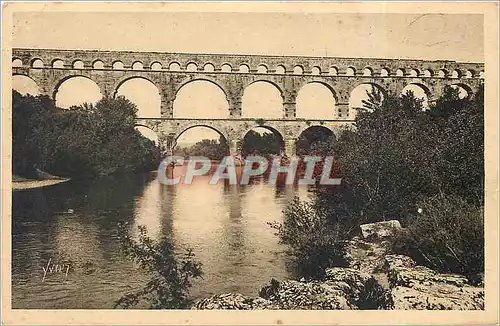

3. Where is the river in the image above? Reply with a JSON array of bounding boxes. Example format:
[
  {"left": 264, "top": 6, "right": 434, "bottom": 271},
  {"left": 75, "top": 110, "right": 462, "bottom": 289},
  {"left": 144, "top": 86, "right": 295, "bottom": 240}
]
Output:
[{"left": 11, "top": 170, "right": 312, "bottom": 309}]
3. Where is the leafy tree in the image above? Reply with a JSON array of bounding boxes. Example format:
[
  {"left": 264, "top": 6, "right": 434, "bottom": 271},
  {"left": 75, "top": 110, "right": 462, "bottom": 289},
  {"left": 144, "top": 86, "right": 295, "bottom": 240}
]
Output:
[
  {"left": 240, "top": 130, "right": 284, "bottom": 157},
  {"left": 178, "top": 137, "right": 229, "bottom": 160},
  {"left": 114, "top": 224, "right": 203, "bottom": 309},
  {"left": 12, "top": 91, "right": 161, "bottom": 178},
  {"left": 391, "top": 194, "right": 484, "bottom": 281},
  {"left": 274, "top": 84, "right": 484, "bottom": 278}
]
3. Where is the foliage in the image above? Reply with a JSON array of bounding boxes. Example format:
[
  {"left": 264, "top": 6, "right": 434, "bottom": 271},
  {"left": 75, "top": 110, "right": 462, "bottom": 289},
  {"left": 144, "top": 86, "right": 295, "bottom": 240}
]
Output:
[
  {"left": 12, "top": 91, "right": 161, "bottom": 178},
  {"left": 114, "top": 224, "right": 203, "bottom": 309},
  {"left": 391, "top": 194, "right": 484, "bottom": 282},
  {"left": 275, "top": 84, "right": 484, "bottom": 278},
  {"left": 240, "top": 129, "right": 284, "bottom": 157},
  {"left": 269, "top": 198, "right": 348, "bottom": 279},
  {"left": 12, "top": 92, "right": 56, "bottom": 177},
  {"left": 175, "top": 136, "right": 228, "bottom": 160}
]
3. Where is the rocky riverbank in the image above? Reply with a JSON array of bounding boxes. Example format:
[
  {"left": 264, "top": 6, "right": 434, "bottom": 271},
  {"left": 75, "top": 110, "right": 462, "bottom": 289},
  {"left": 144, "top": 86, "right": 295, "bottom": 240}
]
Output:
[{"left": 191, "top": 220, "right": 484, "bottom": 310}]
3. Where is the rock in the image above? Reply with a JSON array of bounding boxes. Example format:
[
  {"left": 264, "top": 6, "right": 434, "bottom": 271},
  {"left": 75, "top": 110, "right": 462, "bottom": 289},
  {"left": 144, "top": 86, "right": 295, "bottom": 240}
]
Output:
[
  {"left": 384, "top": 255, "right": 484, "bottom": 310},
  {"left": 262, "top": 279, "right": 355, "bottom": 310},
  {"left": 324, "top": 267, "right": 389, "bottom": 309},
  {"left": 191, "top": 293, "right": 276, "bottom": 310},
  {"left": 359, "top": 220, "right": 401, "bottom": 239},
  {"left": 384, "top": 254, "right": 416, "bottom": 270},
  {"left": 256, "top": 268, "right": 389, "bottom": 310},
  {"left": 345, "top": 236, "right": 391, "bottom": 274}
]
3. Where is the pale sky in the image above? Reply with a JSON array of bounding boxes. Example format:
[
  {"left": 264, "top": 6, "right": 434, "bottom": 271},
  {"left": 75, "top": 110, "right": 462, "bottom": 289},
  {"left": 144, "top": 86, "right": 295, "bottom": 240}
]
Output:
[
  {"left": 12, "top": 12, "right": 484, "bottom": 144},
  {"left": 13, "top": 12, "right": 483, "bottom": 61}
]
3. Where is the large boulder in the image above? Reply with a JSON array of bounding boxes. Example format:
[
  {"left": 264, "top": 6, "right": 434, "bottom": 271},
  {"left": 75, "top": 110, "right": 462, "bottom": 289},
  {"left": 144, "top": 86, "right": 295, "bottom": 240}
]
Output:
[
  {"left": 359, "top": 220, "right": 401, "bottom": 239},
  {"left": 384, "top": 255, "right": 484, "bottom": 310}
]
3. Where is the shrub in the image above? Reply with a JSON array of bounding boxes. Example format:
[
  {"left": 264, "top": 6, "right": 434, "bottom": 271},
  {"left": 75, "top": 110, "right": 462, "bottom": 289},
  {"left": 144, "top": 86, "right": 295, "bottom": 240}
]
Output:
[
  {"left": 12, "top": 91, "right": 161, "bottom": 178},
  {"left": 391, "top": 194, "right": 484, "bottom": 282},
  {"left": 114, "top": 224, "right": 203, "bottom": 309},
  {"left": 269, "top": 198, "right": 348, "bottom": 279}
]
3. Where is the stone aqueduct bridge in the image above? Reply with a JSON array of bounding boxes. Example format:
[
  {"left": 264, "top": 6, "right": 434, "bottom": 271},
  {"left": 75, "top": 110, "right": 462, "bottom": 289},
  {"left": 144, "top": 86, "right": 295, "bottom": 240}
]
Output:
[{"left": 12, "top": 48, "right": 484, "bottom": 156}]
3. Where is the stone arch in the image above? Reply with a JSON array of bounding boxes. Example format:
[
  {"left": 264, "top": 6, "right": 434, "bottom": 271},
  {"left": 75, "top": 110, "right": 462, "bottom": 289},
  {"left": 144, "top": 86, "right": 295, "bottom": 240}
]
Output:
[
  {"left": 176, "top": 124, "right": 230, "bottom": 147},
  {"left": 311, "top": 66, "right": 321, "bottom": 75},
  {"left": 438, "top": 69, "right": 448, "bottom": 78},
  {"left": 12, "top": 74, "right": 41, "bottom": 96},
  {"left": 295, "top": 125, "right": 335, "bottom": 155},
  {"left": 451, "top": 69, "right": 461, "bottom": 78},
  {"left": 203, "top": 63, "right": 215, "bottom": 72},
  {"left": 363, "top": 67, "right": 373, "bottom": 76},
  {"left": 31, "top": 58, "right": 44, "bottom": 68},
  {"left": 113, "top": 60, "right": 125, "bottom": 70},
  {"left": 451, "top": 83, "right": 473, "bottom": 100},
  {"left": 243, "top": 79, "right": 284, "bottom": 97},
  {"left": 239, "top": 64, "right": 250, "bottom": 73},
  {"left": 174, "top": 77, "right": 229, "bottom": 100},
  {"left": 173, "top": 79, "right": 230, "bottom": 119},
  {"left": 240, "top": 125, "right": 286, "bottom": 156},
  {"left": 52, "top": 59, "right": 64, "bottom": 68},
  {"left": 241, "top": 80, "right": 284, "bottom": 118},
  {"left": 409, "top": 69, "right": 419, "bottom": 77},
  {"left": 221, "top": 63, "right": 232, "bottom": 72},
  {"left": 380, "top": 68, "right": 390, "bottom": 77},
  {"left": 132, "top": 61, "right": 144, "bottom": 70},
  {"left": 296, "top": 82, "right": 337, "bottom": 119},
  {"left": 423, "top": 69, "right": 433, "bottom": 77},
  {"left": 349, "top": 82, "right": 386, "bottom": 114},
  {"left": 134, "top": 124, "right": 159, "bottom": 145},
  {"left": 401, "top": 83, "right": 431, "bottom": 109},
  {"left": 53, "top": 75, "right": 102, "bottom": 109},
  {"left": 114, "top": 76, "right": 162, "bottom": 118},
  {"left": 396, "top": 68, "right": 405, "bottom": 77},
  {"left": 257, "top": 64, "right": 268, "bottom": 74},
  {"left": 186, "top": 62, "right": 198, "bottom": 72},
  {"left": 12, "top": 58, "right": 23, "bottom": 67},
  {"left": 345, "top": 67, "right": 356, "bottom": 76},
  {"left": 72, "top": 60, "right": 84, "bottom": 69},
  {"left": 293, "top": 65, "right": 304, "bottom": 75},
  {"left": 275, "top": 65, "right": 286, "bottom": 74},
  {"left": 169, "top": 62, "right": 181, "bottom": 71},
  {"left": 113, "top": 75, "right": 160, "bottom": 98},
  {"left": 93, "top": 60, "right": 105, "bottom": 69},
  {"left": 329, "top": 66, "right": 338, "bottom": 76},
  {"left": 151, "top": 62, "right": 162, "bottom": 70},
  {"left": 465, "top": 70, "right": 475, "bottom": 78}
]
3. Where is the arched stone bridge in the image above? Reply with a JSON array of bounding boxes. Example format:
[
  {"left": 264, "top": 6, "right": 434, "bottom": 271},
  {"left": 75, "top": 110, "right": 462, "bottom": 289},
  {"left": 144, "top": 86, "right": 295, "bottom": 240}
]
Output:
[{"left": 12, "top": 48, "right": 484, "bottom": 156}]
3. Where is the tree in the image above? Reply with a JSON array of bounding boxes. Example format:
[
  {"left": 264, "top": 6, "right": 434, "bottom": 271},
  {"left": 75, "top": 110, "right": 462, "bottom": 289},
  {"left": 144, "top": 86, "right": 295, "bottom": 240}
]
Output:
[
  {"left": 12, "top": 91, "right": 161, "bottom": 178},
  {"left": 240, "top": 130, "right": 284, "bottom": 157},
  {"left": 114, "top": 224, "right": 203, "bottom": 309},
  {"left": 274, "top": 85, "right": 484, "bottom": 278}
]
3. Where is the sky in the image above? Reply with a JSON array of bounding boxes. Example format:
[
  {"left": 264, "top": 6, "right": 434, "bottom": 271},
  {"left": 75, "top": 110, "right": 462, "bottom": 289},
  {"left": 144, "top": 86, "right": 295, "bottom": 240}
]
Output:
[
  {"left": 13, "top": 12, "right": 483, "bottom": 61},
  {"left": 12, "top": 12, "right": 484, "bottom": 145}
]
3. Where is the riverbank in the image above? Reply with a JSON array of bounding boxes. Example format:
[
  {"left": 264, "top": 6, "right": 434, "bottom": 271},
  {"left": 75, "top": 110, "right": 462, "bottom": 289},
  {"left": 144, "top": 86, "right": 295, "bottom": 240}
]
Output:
[
  {"left": 12, "top": 174, "right": 70, "bottom": 190},
  {"left": 192, "top": 220, "right": 485, "bottom": 310}
]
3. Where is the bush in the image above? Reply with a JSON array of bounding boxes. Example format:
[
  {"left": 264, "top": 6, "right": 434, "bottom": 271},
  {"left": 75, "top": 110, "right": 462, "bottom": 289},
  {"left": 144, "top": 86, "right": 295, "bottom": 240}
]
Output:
[
  {"left": 275, "top": 85, "right": 484, "bottom": 279},
  {"left": 114, "top": 224, "right": 203, "bottom": 309},
  {"left": 269, "top": 198, "right": 348, "bottom": 279},
  {"left": 391, "top": 194, "right": 484, "bottom": 282},
  {"left": 12, "top": 91, "right": 161, "bottom": 178}
]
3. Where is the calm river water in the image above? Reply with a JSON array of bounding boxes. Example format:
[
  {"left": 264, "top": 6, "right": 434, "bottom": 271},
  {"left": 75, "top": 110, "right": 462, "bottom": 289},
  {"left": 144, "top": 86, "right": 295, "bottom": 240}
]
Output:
[{"left": 12, "top": 169, "right": 312, "bottom": 309}]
